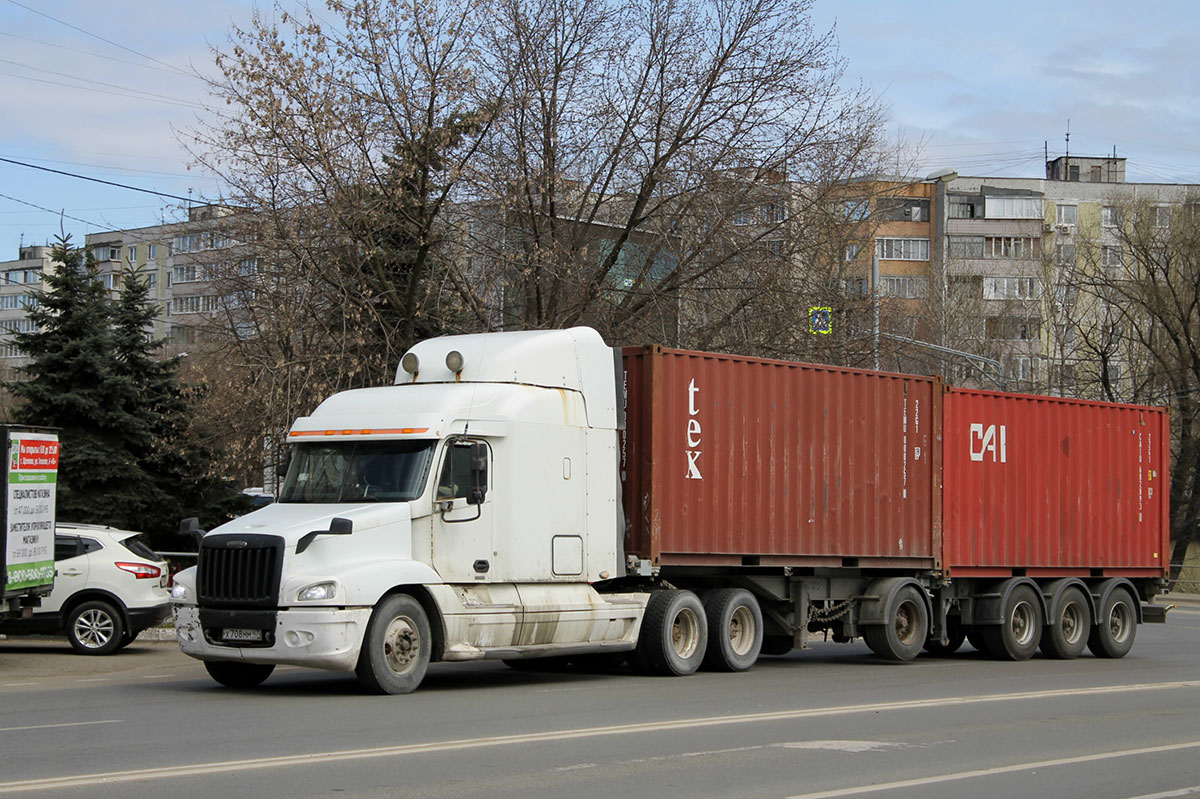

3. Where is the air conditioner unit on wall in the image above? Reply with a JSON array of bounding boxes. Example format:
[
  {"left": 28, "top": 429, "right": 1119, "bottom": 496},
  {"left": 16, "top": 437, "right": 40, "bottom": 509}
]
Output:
[
  {"left": 1056, "top": 224, "right": 1073, "bottom": 234},
  {"left": 1043, "top": 223, "right": 1053, "bottom": 233}
]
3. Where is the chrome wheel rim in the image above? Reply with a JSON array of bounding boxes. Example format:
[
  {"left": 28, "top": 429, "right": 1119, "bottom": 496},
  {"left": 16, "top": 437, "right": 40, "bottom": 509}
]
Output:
[
  {"left": 1061, "top": 601, "right": 1085, "bottom": 645},
  {"left": 894, "top": 600, "right": 921, "bottom": 647},
  {"left": 728, "top": 605, "right": 756, "bottom": 656},
  {"left": 1011, "top": 601, "right": 1035, "bottom": 647},
  {"left": 74, "top": 609, "right": 114, "bottom": 649},
  {"left": 672, "top": 607, "right": 701, "bottom": 659}
]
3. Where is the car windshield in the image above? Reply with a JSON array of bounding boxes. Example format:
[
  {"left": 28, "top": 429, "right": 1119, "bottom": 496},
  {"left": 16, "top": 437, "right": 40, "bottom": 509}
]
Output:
[{"left": 279, "top": 440, "right": 435, "bottom": 503}]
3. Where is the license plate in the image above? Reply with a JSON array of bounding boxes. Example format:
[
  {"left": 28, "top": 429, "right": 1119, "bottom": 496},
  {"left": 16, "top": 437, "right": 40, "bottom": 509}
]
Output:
[{"left": 222, "top": 628, "right": 263, "bottom": 642}]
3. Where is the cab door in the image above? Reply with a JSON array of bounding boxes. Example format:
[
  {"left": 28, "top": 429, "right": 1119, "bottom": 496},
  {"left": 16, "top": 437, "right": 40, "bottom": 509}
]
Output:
[{"left": 431, "top": 438, "right": 494, "bottom": 582}]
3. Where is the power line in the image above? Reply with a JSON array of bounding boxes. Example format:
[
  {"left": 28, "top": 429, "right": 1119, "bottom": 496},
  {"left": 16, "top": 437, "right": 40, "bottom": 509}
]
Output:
[
  {"left": 0, "top": 57, "right": 205, "bottom": 109},
  {"left": 0, "top": 69, "right": 203, "bottom": 110},
  {"left": 4, "top": 0, "right": 193, "bottom": 78},
  {"left": 0, "top": 30, "right": 198, "bottom": 78},
  {"left": 0, "top": 157, "right": 198, "bottom": 204}
]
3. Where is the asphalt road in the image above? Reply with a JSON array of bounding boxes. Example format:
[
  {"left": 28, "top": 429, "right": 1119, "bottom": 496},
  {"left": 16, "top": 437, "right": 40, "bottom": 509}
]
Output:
[{"left": 2, "top": 607, "right": 1200, "bottom": 799}]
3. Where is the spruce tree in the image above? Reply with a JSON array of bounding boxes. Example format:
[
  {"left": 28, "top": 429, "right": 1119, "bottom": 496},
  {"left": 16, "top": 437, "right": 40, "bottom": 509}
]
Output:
[
  {"left": 8, "top": 237, "right": 157, "bottom": 528},
  {"left": 111, "top": 269, "right": 237, "bottom": 543}
]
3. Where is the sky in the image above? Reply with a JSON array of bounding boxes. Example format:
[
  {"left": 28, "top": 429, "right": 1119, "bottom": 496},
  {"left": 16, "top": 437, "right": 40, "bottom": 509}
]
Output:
[{"left": 2, "top": 0, "right": 1199, "bottom": 259}]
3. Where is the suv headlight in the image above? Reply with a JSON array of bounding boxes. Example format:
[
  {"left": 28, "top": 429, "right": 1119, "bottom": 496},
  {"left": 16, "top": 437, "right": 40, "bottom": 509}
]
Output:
[
  {"left": 171, "top": 583, "right": 192, "bottom": 602},
  {"left": 297, "top": 581, "right": 337, "bottom": 602}
]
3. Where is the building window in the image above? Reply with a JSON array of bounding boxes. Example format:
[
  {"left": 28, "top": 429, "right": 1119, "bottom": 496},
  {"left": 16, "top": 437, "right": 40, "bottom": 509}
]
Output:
[
  {"left": 984, "top": 196, "right": 1043, "bottom": 219},
  {"left": 877, "top": 198, "right": 930, "bottom": 222},
  {"left": 127, "top": 246, "right": 137, "bottom": 263},
  {"left": 1102, "top": 206, "right": 1123, "bottom": 228},
  {"left": 1056, "top": 204, "right": 1078, "bottom": 226},
  {"left": 1101, "top": 246, "right": 1123, "bottom": 271},
  {"left": 146, "top": 272, "right": 157, "bottom": 289},
  {"left": 880, "top": 276, "right": 929, "bottom": 299},
  {"left": 172, "top": 296, "right": 202, "bottom": 314},
  {"left": 99, "top": 273, "right": 121, "bottom": 290},
  {"left": 844, "top": 243, "right": 859, "bottom": 262},
  {"left": 761, "top": 203, "right": 786, "bottom": 224},
  {"left": 844, "top": 278, "right": 868, "bottom": 299},
  {"left": 983, "top": 277, "right": 1039, "bottom": 300},
  {"left": 732, "top": 210, "right": 752, "bottom": 226},
  {"left": 172, "top": 264, "right": 200, "bottom": 284},
  {"left": 765, "top": 239, "right": 785, "bottom": 255},
  {"left": 840, "top": 198, "right": 870, "bottom": 222},
  {"left": 1014, "top": 356, "right": 1035, "bottom": 382},
  {"left": 1154, "top": 207, "right": 1171, "bottom": 228},
  {"left": 986, "top": 316, "right": 1040, "bottom": 341},
  {"left": 148, "top": 244, "right": 158, "bottom": 260},
  {"left": 984, "top": 237, "right": 1039, "bottom": 259},
  {"left": 1054, "top": 244, "right": 1077, "bottom": 266},
  {"left": 949, "top": 236, "right": 984, "bottom": 259},
  {"left": 948, "top": 201, "right": 977, "bottom": 219},
  {"left": 875, "top": 238, "right": 929, "bottom": 261}
]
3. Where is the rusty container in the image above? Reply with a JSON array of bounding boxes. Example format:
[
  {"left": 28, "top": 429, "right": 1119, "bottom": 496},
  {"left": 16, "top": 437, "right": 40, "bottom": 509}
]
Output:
[
  {"left": 941, "top": 388, "right": 1170, "bottom": 577},
  {"left": 621, "top": 346, "right": 940, "bottom": 568}
]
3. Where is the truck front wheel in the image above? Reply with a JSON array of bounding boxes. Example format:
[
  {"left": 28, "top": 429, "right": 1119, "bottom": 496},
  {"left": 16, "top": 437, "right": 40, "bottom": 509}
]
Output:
[
  {"left": 356, "top": 594, "right": 432, "bottom": 695},
  {"left": 631, "top": 590, "right": 707, "bottom": 676}
]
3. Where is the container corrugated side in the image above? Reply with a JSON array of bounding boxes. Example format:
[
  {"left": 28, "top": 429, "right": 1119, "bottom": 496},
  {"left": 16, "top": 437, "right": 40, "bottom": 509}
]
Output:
[
  {"left": 942, "top": 388, "right": 1169, "bottom": 577},
  {"left": 621, "top": 347, "right": 939, "bottom": 567}
]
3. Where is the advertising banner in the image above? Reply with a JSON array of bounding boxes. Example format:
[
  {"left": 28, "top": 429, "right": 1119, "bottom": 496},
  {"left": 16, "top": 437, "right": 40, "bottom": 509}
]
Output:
[{"left": 3, "top": 431, "right": 58, "bottom": 595}]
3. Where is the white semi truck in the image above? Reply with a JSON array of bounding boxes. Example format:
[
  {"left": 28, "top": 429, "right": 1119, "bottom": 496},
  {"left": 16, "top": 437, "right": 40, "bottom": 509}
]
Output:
[
  {"left": 173, "top": 328, "right": 652, "bottom": 693},
  {"left": 171, "top": 327, "right": 1168, "bottom": 693}
]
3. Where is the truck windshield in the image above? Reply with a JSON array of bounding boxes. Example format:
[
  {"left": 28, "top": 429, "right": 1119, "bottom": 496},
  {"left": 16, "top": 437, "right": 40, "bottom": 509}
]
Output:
[{"left": 279, "top": 440, "right": 435, "bottom": 503}]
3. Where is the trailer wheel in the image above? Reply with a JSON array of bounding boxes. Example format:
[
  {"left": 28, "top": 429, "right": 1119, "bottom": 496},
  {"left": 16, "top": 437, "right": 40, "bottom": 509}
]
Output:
[
  {"left": 863, "top": 585, "right": 927, "bottom": 662},
  {"left": 923, "top": 616, "right": 966, "bottom": 657},
  {"left": 702, "top": 588, "right": 763, "bottom": 672},
  {"left": 204, "top": 661, "right": 275, "bottom": 688},
  {"left": 1040, "top": 587, "right": 1091, "bottom": 659},
  {"left": 356, "top": 593, "right": 431, "bottom": 694},
  {"left": 631, "top": 590, "right": 707, "bottom": 676},
  {"left": 982, "top": 585, "right": 1042, "bottom": 660},
  {"left": 1088, "top": 588, "right": 1137, "bottom": 659}
]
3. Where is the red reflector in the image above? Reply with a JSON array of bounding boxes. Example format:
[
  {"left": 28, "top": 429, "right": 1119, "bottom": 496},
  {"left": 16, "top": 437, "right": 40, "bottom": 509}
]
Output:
[{"left": 115, "top": 562, "right": 162, "bottom": 579}]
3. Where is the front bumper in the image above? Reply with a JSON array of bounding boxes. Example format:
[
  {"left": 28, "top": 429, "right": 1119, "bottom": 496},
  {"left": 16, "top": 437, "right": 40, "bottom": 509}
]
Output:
[
  {"left": 174, "top": 605, "right": 371, "bottom": 672},
  {"left": 128, "top": 602, "right": 171, "bottom": 633}
]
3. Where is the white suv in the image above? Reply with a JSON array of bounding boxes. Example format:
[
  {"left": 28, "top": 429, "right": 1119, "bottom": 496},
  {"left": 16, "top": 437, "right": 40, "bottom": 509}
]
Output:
[{"left": 0, "top": 523, "right": 171, "bottom": 654}]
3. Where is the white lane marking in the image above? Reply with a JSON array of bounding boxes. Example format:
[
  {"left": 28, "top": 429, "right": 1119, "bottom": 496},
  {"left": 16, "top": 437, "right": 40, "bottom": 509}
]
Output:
[
  {"left": 1123, "top": 787, "right": 1200, "bottom": 799},
  {"left": 2, "top": 683, "right": 37, "bottom": 687},
  {"left": 1, "top": 681, "right": 1197, "bottom": 793},
  {"left": 781, "top": 741, "right": 903, "bottom": 753},
  {"left": 786, "top": 740, "right": 1200, "bottom": 799},
  {"left": 75, "top": 679, "right": 108, "bottom": 683},
  {"left": 0, "top": 720, "right": 122, "bottom": 734}
]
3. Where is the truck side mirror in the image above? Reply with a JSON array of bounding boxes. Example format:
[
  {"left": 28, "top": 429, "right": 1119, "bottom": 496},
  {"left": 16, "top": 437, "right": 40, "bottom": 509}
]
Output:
[
  {"left": 179, "top": 517, "right": 206, "bottom": 547},
  {"left": 468, "top": 441, "right": 488, "bottom": 505}
]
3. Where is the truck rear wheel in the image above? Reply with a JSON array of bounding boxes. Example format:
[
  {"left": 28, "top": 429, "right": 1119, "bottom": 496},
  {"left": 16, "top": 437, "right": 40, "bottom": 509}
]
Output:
[
  {"left": 982, "top": 584, "right": 1042, "bottom": 660},
  {"left": 863, "top": 584, "right": 927, "bottom": 662},
  {"left": 1088, "top": 588, "right": 1136, "bottom": 659},
  {"left": 204, "top": 661, "right": 275, "bottom": 688},
  {"left": 631, "top": 590, "right": 706, "bottom": 676},
  {"left": 356, "top": 593, "right": 431, "bottom": 694},
  {"left": 702, "top": 588, "right": 763, "bottom": 671},
  {"left": 1040, "top": 586, "right": 1091, "bottom": 659}
]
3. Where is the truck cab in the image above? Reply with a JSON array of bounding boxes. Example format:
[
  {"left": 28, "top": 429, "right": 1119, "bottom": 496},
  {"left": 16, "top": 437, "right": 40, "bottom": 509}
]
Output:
[{"left": 172, "top": 327, "right": 647, "bottom": 693}]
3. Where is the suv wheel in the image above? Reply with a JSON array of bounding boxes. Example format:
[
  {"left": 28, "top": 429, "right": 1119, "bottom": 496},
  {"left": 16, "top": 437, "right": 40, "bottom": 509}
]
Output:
[{"left": 66, "top": 600, "right": 125, "bottom": 655}]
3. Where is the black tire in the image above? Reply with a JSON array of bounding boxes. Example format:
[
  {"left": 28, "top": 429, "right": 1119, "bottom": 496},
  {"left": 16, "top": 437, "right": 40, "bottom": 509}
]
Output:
[
  {"left": 356, "top": 594, "right": 432, "bottom": 694},
  {"left": 1088, "top": 588, "right": 1137, "bottom": 659},
  {"left": 966, "top": 627, "right": 988, "bottom": 652},
  {"left": 760, "top": 635, "right": 794, "bottom": 656},
  {"left": 982, "top": 584, "right": 1043, "bottom": 660},
  {"left": 631, "top": 590, "right": 707, "bottom": 676},
  {"left": 204, "top": 660, "right": 275, "bottom": 688},
  {"left": 702, "top": 588, "right": 763, "bottom": 672},
  {"left": 863, "top": 585, "right": 928, "bottom": 662},
  {"left": 66, "top": 600, "right": 125, "bottom": 655},
  {"left": 1040, "top": 587, "right": 1092, "bottom": 659},
  {"left": 923, "top": 616, "right": 966, "bottom": 657}
]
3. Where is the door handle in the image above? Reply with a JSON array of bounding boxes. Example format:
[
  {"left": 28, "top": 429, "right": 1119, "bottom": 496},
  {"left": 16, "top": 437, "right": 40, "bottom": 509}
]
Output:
[{"left": 60, "top": 569, "right": 83, "bottom": 577}]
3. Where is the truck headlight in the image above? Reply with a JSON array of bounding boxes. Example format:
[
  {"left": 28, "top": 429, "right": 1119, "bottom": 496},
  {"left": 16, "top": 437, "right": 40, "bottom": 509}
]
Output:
[
  {"left": 297, "top": 582, "right": 337, "bottom": 602},
  {"left": 171, "top": 583, "right": 192, "bottom": 602}
]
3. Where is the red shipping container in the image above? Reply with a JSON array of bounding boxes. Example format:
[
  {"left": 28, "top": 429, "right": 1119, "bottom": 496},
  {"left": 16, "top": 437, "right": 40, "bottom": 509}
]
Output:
[
  {"left": 942, "top": 388, "right": 1169, "bottom": 578},
  {"left": 621, "top": 346, "right": 939, "bottom": 568}
]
